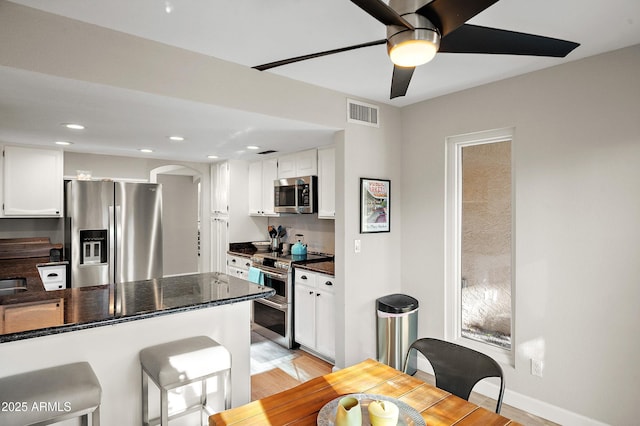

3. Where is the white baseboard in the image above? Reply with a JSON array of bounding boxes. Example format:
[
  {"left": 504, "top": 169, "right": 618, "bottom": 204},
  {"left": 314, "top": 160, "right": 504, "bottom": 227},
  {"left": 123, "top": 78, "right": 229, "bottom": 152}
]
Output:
[{"left": 416, "top": 359, "right": 608, "bottom": 426}]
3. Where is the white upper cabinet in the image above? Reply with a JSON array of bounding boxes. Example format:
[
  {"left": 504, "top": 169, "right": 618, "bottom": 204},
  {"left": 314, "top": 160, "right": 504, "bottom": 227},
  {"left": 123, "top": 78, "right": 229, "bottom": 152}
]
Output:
[
  {"left": 211, "top": 161, "right": 229, "bottom": 215},
  {"left": 317, "top": 147, "right": 335, "bottom": 219},
  {"left": 277, "top": 149, "right": 317, "bottom": 179},
  {"left": 276, "top": 154, "right": 296, "bottom": 179},
  {"left": 2, "top": 145, "right": 63, "bottom": 217},
  {"left": 248, "top": 158, "right": 279, "bottom": 216}
]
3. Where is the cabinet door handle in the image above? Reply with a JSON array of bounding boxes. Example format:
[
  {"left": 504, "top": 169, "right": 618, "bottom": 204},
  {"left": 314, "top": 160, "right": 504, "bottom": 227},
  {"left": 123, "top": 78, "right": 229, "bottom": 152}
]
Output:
[
  {"left": 316, "top": 293, "right": 321, "bottom": 297},
  {"left": 301, "top": 275, "right": 308, "bottom": 280},
  {"left": 231, "top": 259, "right": 236, "bottom": 263},
  {"left": 325, "top": 281, "right": 333, "bottom": 286},
  {"left": 309, "top": 291, "right": 314, "bottom": 295},
  {"left": 245, "top": 262, "right": 250, "bottom": 267}
]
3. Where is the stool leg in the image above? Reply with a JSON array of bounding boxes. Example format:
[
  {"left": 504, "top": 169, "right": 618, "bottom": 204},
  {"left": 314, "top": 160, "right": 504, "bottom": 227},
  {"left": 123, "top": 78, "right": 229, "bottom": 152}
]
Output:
[
  {"left": 161, "top": 388, "right": 169, "bottom": 426},
  {"left": 201, "top": 379, "right": 208, "bottom": 425},
  {"left": 224, "top": 370, "right": 231, "bottom": 410},
  {"left": 92, "top": 405, "right": 101, "bottom": 426},
  {"left": 142, "top": 369, "right": 149, "bottom": 426}
]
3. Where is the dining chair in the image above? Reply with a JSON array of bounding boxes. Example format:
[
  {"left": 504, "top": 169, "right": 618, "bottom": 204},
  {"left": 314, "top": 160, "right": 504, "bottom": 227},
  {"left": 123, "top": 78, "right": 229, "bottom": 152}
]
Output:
[{"left": 403, "top": 337, "right": 505, "bottom": 413}]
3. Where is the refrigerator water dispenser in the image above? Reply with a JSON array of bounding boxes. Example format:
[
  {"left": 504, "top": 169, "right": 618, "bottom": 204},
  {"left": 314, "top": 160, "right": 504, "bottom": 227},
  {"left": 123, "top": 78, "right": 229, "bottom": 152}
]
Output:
[{"left": 79, "top": 229, "right": 107, "bottom": 265}]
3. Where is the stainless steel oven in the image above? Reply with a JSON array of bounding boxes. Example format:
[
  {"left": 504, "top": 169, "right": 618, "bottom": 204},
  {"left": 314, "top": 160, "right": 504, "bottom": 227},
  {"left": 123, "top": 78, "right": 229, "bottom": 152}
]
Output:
[
  {"left": 252, "top": 297, "right": 292, "bottom": 348},
  {"left": 250, "top": 255, "right": 295, "bottom": 348},
  {"left": 256, "top": 265, "right": 289, "bottom": 304}
]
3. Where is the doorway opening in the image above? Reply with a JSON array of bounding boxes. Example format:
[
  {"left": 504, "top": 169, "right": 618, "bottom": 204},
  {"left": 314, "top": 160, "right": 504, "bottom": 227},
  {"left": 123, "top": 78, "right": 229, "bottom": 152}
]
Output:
[{"left": 151, "top": 165, "right": 202, "bottom": 276}]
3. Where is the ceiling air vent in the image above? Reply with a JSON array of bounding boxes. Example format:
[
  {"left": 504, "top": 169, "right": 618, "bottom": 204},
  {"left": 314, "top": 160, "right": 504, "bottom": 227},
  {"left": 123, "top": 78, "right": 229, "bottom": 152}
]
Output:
[
  {"left": 347, "top": 98, "right": 379, "bottom": 127},
  {"left": 258, "top": 150, "right": 277, "bottom": 155}
]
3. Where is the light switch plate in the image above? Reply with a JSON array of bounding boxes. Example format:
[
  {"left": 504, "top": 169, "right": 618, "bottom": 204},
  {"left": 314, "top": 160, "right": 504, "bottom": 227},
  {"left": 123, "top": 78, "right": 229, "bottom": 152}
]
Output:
[{"left": 531, "top": 358, "right": 544, "bottom": 377}]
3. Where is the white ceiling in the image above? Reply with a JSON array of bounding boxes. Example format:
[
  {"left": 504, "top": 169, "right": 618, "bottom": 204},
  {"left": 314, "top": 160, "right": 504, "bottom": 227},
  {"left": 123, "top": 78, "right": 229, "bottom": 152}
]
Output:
[
  {"left": 0, "top": 66, "right": 338, "bottom": 163},
  {"left": 3, "top": 0, "right": 640, "bottom": 162}
]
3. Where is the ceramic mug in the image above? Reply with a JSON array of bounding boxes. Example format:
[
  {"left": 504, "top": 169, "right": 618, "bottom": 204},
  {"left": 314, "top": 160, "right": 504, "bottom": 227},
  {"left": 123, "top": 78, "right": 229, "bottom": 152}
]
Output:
[
  {"left": 368, "top": 400, "right": 399, "bottom": 426},
  {"left": 335, "top": 396, "right": 362, "bottom": 426}
]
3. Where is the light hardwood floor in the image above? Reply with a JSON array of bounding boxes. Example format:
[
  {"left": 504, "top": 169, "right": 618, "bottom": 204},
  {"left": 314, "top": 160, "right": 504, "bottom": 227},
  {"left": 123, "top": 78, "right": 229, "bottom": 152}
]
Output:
[{"left": 250, "top": 332, "right": 557, "bottom": 425}]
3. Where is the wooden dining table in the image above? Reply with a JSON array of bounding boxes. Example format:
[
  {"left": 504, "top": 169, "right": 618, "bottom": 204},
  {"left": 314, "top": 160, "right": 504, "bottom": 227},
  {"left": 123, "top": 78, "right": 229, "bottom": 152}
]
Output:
[{"left": 209, "top": 358, "right": 522, "bottom": 425}]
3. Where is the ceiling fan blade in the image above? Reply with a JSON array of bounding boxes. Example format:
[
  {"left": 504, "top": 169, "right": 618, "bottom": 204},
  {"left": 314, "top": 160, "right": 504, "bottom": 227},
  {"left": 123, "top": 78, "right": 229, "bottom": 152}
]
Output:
[
  {"left": 417, "top": 0, "right": 499, "bottom": 36},
  {"left": 390, "top": 65, "right": 415, "bottom": 99},
  {"left": 253, "top": 39, "right": 387, "bottom": 71},
  {"left": 350, "top": 0, "right": 414, "bottom": 30},
  {"left": 440, "top": 24, "right": 580, "bottom": 57}
]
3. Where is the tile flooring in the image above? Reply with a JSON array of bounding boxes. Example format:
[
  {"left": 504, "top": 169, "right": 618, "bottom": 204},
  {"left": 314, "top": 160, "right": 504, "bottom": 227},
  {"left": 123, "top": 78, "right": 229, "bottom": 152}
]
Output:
[{"left": 250, "top": 332, "right": 558, "bottom": 425}]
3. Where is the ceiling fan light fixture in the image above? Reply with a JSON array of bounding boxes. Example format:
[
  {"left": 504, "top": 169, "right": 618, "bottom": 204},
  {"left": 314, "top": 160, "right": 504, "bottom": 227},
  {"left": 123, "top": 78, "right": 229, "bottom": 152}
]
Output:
[
  {"left": 389, "top": 39, "right": 438, "bottom": 67},
  {"left": 387, "top": 13, "right": 440, "bottom": 67}
]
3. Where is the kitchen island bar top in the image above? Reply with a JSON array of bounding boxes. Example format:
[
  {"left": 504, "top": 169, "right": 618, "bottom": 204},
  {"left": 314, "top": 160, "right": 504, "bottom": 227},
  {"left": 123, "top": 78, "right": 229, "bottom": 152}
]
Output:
[{"left": 0, "top": 272, "right": 275, "bottom": 343}]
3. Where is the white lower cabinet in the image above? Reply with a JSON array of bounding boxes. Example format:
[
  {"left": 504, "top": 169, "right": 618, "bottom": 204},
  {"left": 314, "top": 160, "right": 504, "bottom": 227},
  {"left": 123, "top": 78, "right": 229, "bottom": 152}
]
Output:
[
  {"left": 227, "top": 254, "right": 251, "bottom": 280},
  {"left": 294, "top": 268, "right": 335, "bottom": 362}
]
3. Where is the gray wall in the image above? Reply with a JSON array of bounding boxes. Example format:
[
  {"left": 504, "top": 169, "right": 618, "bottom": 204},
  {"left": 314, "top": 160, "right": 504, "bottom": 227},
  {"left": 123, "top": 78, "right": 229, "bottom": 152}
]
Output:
[
  {"left": 157, "top": 174, "right": 199, "bottom": 276},
  {"left": 400, "top": 45, "right": 640, "bottom": 425}
]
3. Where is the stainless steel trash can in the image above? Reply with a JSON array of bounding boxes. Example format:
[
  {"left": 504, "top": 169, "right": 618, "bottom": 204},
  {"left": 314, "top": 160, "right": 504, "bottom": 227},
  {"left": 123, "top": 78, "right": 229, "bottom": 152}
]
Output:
[{"left": 376, "top": 294, "right": 419, "bottom": 375}]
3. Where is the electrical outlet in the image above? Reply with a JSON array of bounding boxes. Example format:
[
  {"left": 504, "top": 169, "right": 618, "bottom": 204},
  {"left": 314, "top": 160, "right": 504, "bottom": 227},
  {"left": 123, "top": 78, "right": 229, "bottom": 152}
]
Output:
[
  {"left": 531, "top": 359, "right": 544, "bottom": 377},
  {"left": 354, "top": 239, "right": 361, "bottom": 253}
]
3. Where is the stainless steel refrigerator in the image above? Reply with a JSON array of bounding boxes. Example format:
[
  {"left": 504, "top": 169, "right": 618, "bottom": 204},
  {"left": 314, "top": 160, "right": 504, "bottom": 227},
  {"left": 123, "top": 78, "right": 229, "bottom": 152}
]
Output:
[{"left": 64, "top": 180, "right": 163, "bottom": 288}]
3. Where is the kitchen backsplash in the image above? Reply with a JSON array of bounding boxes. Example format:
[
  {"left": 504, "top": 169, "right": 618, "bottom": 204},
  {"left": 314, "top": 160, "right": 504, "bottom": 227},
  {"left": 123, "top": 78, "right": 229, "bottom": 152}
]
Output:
[
  {"left": 0, "top": 218, "right": 63, "bottom": 244},
  {"left": 268, "top": 215, "right": 335, "bottom": 255}
]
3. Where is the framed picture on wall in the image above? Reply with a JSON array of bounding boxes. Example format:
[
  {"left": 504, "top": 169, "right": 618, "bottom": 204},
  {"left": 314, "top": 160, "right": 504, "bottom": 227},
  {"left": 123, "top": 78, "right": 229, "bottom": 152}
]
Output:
[{"left": 360, "top": 178, "right": 390, "bottom": 233}]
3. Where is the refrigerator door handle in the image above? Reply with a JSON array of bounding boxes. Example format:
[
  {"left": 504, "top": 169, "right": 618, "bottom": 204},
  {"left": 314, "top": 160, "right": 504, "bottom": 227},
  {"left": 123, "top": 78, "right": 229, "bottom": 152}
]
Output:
[{"left": 109, "top": 205, "right": 116, "bottom": 284}]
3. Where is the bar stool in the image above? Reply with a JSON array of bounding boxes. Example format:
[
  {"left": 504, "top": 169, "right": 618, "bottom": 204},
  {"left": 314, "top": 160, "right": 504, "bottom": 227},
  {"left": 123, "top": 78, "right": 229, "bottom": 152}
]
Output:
[
  {"left": 0, "top": 362, "right": 101, "bottom": 426},
  {"left": 140, "top": 336, "right": 231, "bottom": 426}
]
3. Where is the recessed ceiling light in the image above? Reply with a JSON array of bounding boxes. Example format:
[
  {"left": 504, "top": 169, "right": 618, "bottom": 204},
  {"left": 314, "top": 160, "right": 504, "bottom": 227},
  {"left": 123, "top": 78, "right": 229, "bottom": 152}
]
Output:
[
  {"left": 55, "top": 141, "right": 73, "bottom": 146},
  {"left": 246, "top": 145, "right": 260, "bottom": 150},
  {"left": 63, "top": 123, "right": 85, "bottom": 130},
  {"left": 139, "top": 148, "right": 153, "bottom": 153},
  {"left": 207, "top": 155, "right": 219, "bottom": 159},
  {"left": 169, "top": 136, "right": 185, "bottom": 142}
]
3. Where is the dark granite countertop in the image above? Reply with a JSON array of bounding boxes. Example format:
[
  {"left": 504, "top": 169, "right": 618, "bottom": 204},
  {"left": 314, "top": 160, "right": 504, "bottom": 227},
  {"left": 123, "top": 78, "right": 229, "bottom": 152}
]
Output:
[
  {"left": 0, "top": 272, "right": 275, "bottom": 343},
  {"left": 294, "top": 260, "right": 335, "bottom": 276}
]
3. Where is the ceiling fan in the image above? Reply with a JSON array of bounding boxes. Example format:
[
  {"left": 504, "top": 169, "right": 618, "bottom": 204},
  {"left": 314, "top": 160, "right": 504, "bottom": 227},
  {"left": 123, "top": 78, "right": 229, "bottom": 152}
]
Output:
[{"left": 253, "top": 0, "right": 580, "bottom": 99}]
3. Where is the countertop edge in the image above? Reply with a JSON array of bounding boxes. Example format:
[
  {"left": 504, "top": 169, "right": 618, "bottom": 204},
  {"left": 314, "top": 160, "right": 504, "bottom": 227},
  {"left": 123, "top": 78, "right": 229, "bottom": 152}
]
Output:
[{"left": 294, "top": 262, "right": 335, "bottom": 276}]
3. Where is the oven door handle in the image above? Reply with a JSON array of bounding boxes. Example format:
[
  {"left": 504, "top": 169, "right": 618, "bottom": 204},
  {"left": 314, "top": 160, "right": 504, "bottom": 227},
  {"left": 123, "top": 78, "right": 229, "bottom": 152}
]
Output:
[
  {"left": 262, "top": 270, "right": 289, "bottom": 282},
  {"left": 256, "top": 297, "right": 288, "bottom": 311}
]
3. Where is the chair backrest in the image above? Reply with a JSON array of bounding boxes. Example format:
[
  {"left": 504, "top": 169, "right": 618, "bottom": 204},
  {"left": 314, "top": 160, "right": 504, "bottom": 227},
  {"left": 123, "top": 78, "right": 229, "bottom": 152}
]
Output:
[{"left": 403, "top": 338, "right": 505, "bottom": 413}]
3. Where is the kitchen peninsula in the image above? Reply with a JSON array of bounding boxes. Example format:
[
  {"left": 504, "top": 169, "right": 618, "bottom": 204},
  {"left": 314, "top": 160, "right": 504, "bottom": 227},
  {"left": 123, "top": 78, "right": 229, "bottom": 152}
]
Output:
[
  {"left": 0, "top": 272, "right": 274, "bottom": 342},
  {"left": 0, "top": 272, "right": 274, "bottom": 425}
]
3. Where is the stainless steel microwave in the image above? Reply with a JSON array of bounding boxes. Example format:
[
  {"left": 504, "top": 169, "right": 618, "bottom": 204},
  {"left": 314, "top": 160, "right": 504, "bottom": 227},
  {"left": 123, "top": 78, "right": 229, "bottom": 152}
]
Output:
[{"left": 274, "top": 176, "right": 317, "bottom": 214}]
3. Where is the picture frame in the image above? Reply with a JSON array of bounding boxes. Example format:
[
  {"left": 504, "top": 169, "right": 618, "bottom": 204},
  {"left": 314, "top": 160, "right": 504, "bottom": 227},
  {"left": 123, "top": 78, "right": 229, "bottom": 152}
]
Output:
[{"left": 360, "top": 178, "right": 390, "bottom": 233}]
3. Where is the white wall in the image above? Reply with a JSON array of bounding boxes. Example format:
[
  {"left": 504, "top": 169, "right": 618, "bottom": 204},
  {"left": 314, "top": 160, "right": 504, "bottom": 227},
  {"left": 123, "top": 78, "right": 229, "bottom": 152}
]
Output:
[
  {"left": 335, "top": 107, "right": 404, "bottom": 369},
  {"left": 400, "top": 45, "right": 640, "bottom": 425}
]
